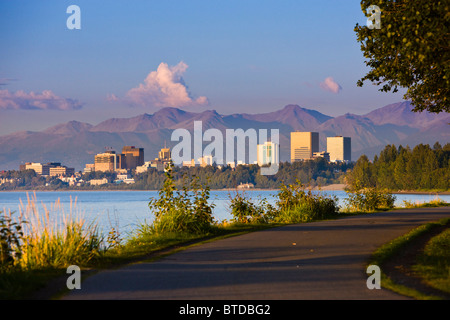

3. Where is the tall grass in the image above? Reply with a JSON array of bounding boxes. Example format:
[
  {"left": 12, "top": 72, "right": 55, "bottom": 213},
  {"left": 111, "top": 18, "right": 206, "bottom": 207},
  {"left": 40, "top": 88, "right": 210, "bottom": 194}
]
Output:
[{"left": 1, "top": 192, "right": 103, "bottom": 271}]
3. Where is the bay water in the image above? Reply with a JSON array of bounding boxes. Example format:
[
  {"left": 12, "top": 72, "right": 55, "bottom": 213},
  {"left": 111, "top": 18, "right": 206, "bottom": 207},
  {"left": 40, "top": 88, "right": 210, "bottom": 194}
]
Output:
[{"left": 0, "top": 189, "right": 448, "bottom": 238}]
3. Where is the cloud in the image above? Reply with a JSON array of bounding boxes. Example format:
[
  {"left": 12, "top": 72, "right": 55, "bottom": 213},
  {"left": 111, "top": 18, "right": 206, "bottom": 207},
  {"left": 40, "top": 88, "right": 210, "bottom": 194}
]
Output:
[
  {"left": 0, "top": 89, "right": 84, "bottom": 110},
  {"left": 106, "top": 93, "right": 119, "bottom": 102},
  {"left": 118, "top": 61, "right": 209, "bottom": 108},
  {"left": 319, "top": 77, "right": 342, "bottom": 94}
]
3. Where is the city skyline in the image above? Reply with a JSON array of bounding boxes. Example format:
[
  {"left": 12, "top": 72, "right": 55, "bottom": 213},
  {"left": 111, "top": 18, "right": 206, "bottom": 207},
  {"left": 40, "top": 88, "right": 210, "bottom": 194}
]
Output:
[{"left": 0, "top": 1, "right": 408, "bottom": 136}]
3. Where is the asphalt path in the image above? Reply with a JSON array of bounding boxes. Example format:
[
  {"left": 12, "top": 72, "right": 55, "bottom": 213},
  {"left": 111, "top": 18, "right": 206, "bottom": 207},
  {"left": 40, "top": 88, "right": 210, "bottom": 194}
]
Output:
[{"left": 63, "top": 207, "right": 450, "bottom": 300}]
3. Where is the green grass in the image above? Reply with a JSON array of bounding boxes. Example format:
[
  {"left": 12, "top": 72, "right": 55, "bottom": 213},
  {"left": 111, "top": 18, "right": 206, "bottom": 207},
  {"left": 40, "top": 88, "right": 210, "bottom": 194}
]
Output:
[
  {"left": 413, "top": 228, "right": 450, "bottom": 293},
  {"left": 368, "top": 217, "right": 450, "bottom": 300}
]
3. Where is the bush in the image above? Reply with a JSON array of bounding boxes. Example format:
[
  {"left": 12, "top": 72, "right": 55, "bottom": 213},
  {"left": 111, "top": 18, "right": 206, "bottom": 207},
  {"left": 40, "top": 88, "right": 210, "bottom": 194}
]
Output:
[
  {"left": 344, "top": 186, "right": 396, "bottom": 212},
  {"left": 271, "top": 181, "right": 340, "bottom": 223},
  {"left": 229, "top": 191, "right": 270, "bottom": 224},
  {"left": 148, "top": 161, "right": 216, "bottom": 235},
  {"left": 0, "top": 211, "right": 24, "bottom": 272},
  {"left": 229, "top": 180, "right": 340, "bottom": 224}
]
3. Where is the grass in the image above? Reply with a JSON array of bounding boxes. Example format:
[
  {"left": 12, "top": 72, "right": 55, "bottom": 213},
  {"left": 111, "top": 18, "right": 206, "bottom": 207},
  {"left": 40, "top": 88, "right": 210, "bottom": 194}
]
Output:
[
  {"left": 0, "top": 192, "right": 105, "bottom": 299},
  {"left": 413, "top": 227, "right": 450, "bottom": 293},
  {"left": 401, "top": 197, "right": 450, "bottom": 208},
  {"left": 367, "top": 217, "right": 450, "bottom": 300}
]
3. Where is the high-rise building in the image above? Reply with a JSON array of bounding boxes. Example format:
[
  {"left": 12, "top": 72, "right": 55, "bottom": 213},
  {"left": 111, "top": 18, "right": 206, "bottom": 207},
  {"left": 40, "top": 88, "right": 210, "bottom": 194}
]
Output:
[
  {"left": 49, "top": 166, "right": 75, "bottom": 177},
  {"left": 24, "top": 162, "right": 61, "bottom": 175},
  {"left": 158, "top": 147, "right": 171, "bottom": 161},
  {"left": 257, "top": 141, "right": 279, "bottom": 166},
  {"left": 290, "top": 132, "right": 319, "bottom": 162},
  {"left": 121, "top": 146, "right": 144, "bottom": 170},
  {"left": 327, "top": 136, "right": 351, "bottom": 162},
  {"left": 94, "top": 151, "right": 120, "bottom": 172}
]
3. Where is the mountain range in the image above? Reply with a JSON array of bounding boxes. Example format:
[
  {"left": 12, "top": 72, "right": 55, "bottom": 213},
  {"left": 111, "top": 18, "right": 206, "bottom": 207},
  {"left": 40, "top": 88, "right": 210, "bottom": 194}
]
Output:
[{"left": 0, "top": 101, "right": 448, "bottom": 171}]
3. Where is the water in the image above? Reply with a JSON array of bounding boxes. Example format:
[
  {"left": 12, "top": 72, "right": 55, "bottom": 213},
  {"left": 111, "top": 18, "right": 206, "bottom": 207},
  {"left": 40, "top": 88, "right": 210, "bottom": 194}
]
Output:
[{"left": 0, "top": 190, "right": 448, "bottom": 237}]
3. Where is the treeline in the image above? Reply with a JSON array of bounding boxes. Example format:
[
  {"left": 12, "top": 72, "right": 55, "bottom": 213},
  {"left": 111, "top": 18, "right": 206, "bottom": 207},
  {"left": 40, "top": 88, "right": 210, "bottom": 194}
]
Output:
[
  {"left": 134, "top": 158, "right": 351, "bottom": 190},
  {"left": 0, "top": 159, "right": 351, "bottom": 191},
  {"left": 345, "top": 142, "right": 450, "bottom": 191}
]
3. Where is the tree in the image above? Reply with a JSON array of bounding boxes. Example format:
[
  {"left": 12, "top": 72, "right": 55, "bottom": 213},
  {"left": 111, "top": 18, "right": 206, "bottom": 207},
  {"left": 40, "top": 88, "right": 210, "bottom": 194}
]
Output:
[{"left": 354, "top": 0, "right": 449, "bottom": 113}]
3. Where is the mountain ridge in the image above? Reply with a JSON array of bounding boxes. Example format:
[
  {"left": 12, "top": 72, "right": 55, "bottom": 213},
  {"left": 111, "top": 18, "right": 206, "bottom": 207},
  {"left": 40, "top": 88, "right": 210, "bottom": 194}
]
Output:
[{"left": 0, "top": 101, "right": 448, "bottom": 171}]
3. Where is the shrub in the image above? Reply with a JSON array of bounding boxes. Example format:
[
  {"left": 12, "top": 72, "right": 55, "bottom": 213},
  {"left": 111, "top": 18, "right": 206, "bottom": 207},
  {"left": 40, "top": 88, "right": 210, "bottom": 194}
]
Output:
[
  {"left": 229, "top": 191, "right": 270, "bottom": 224},
  {"left": 272, "top": 181, "right": 340, "bottom": 223},
  {"left": 228, "top": 180, "right": 340, "bottom": 224},
  {"left": 344, "top": 186, "right": 396, "bottom": 212},
  {"left": 148, "top": 161, "right": 216, "bottom": 235},
  {"left": 0, "top": 211, "right": 24, "bottom": 272}
]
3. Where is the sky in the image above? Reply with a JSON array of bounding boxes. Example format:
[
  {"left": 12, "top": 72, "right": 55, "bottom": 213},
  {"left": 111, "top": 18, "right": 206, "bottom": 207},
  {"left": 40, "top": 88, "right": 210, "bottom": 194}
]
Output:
[{"left": 0, "top": 0, "right": 407, "bottom": 135}]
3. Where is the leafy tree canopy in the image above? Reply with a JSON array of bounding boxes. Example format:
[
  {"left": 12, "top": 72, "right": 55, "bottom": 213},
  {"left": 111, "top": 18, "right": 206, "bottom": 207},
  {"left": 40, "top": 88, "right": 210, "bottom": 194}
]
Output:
[{"left": 355, "top": 0, "right": 449, "bottom": 113}]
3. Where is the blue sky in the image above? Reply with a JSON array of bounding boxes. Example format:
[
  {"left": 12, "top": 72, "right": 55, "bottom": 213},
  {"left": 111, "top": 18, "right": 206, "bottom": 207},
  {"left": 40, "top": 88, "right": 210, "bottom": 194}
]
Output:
[{"left": 0, "top": 0, "right": 407, "bottom": 135}]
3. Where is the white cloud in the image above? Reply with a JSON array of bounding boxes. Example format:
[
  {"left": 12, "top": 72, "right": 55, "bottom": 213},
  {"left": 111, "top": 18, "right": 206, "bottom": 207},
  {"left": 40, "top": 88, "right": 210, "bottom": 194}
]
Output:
[
  {"left": 0, "top": 89, "right": 83, "bottom": 110},
  {"left": 319, "top": 77, "right": 342, "bottom": 94},
  {"left": 118, "top": 61, "right": 209, "bottom": 108}
]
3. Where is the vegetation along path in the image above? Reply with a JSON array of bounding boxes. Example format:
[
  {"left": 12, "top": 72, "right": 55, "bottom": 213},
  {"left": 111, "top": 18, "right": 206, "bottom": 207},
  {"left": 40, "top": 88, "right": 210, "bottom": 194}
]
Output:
[{"left": 62, "top": 207, "right": 450, "bottom": 300}]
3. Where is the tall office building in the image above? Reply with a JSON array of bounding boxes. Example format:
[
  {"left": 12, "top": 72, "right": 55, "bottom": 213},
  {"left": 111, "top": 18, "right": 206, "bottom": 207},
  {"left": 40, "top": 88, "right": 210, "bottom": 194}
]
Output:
[
  {"left": 49, "top": 166, "right": 75, "bottom": 177},
  {"left": 24, "top": 162, "right": 61, "bottom": 175},
  {"left": 121, "top": 146, "right": 144, "bottom": 170},
  {"left": 290, "top": 132, "right": 319, "bottom": 162},
  {"left": 158, "top": 147, "right": 171, "bottom": 161},
  {"left": 257, "top": 141, "right": 279, "bottom": 166},
  {"left": 327, "top": 136, "right": 351, "bottom": 162},
  {"left": 94, "top": 151, "right": 120, "bottom": 172}
]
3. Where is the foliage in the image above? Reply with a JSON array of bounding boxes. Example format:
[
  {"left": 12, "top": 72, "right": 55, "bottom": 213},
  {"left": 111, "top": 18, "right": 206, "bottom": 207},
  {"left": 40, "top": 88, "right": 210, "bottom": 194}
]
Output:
[
  {"left": 271, "top": 180, "right": 340, "bottom": 223},
  {"left": 0, "top": 159, "right": 352, "bottom": 191},
  {"left": 346, "top": 142, "right": 450, "bottom": 191},
  {"left": 354, "top": 0, "right": 450, "bottom": 113},
  {"left": 413, "top": 227, "right": 450, "bottom": 294},
  {"left": 17, "top": 195, "right": 103, "bottom": 270},
  {"left": 0, "top": 194, "right": 106, "bottom": 274},
  {"left": 344, "top": 183, "right": 396, "bottom": 212},
  {"left": 368, "top": 218, "right": 450, "bottom": 299},
  {"left": 148, "top": 161, "right": 216, "bottom": 235},
  {"left": 229, "top": 191, "right": 271, "bottom": 224},
  {"left": 229, "top": 180, "right": 340, "bottom": 224},
  {"left": 0, "top": 211, "right": 25, "bottom": 272}
]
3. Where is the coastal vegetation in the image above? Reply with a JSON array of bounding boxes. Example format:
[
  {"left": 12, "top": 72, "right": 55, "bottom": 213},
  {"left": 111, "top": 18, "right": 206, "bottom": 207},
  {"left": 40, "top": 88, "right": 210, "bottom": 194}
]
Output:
[{"left": 346, "top": 142, "right": 450, "bottom": 192}]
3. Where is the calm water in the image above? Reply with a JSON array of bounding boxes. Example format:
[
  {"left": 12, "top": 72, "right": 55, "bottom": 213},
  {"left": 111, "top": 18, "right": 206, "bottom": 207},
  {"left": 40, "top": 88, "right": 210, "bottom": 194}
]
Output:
[{"left": 0, "top": 190, "right": 448, "bottom": 237}]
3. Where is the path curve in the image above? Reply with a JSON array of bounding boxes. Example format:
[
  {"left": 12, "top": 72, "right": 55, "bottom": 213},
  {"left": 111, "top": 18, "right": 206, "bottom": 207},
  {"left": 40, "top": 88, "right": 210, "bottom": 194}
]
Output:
[{"left": 63, "top": 207, "right": 450, "bottom": 300}]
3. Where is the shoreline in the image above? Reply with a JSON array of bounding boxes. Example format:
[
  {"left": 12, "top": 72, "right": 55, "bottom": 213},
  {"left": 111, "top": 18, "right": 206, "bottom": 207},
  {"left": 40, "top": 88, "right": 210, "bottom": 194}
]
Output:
[{"left": 1, "top": 183, "right": 449, "bottom": 195}]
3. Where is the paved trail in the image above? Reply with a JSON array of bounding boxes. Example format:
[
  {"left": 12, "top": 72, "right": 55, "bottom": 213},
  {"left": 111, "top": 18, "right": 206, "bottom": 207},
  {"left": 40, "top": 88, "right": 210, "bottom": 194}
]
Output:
[{"left": 63, "top": 207, "right": 450, "bottom": 300}]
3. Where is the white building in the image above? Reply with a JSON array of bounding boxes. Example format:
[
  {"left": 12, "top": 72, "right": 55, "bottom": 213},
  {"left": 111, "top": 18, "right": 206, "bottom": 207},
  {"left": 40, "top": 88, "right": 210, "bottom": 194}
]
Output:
[{"left": 327, "top": 136, "right": 351, "bottom": 162}]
